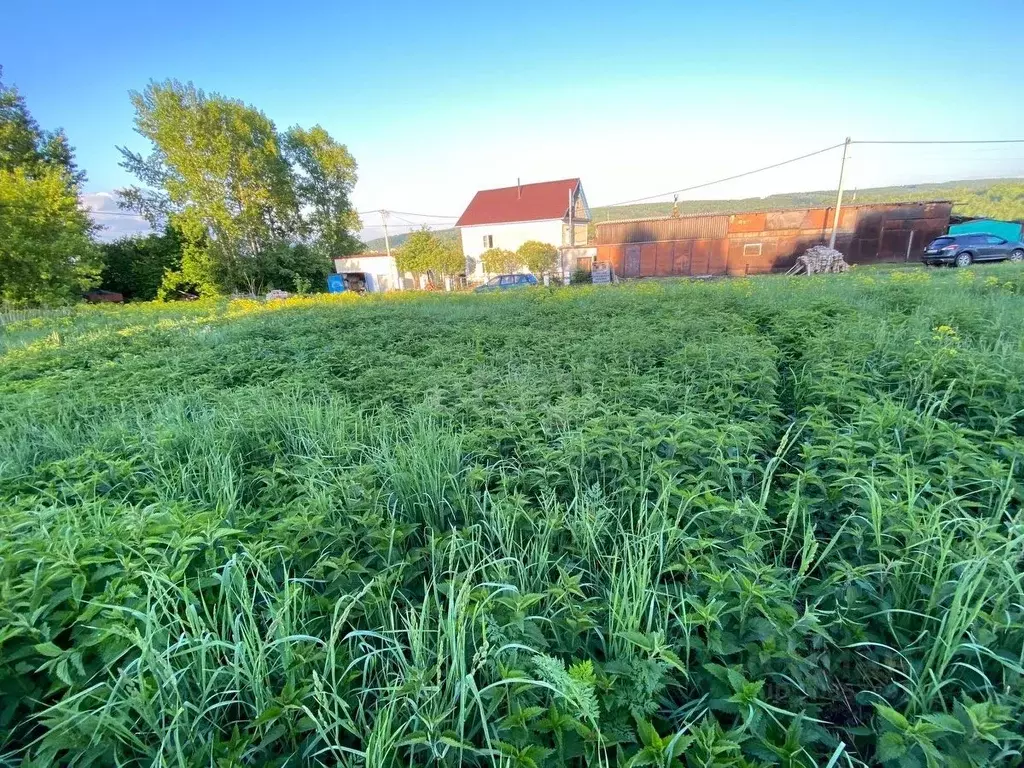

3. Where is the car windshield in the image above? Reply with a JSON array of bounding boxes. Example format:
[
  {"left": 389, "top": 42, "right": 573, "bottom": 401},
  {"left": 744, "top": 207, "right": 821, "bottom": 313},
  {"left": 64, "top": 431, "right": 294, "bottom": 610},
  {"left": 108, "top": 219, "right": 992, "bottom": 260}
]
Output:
[
  {"left": 928, "top": 237, "right": 955, "bottom": 249},
  {"left": 485, "top": 276, "right": 502, "bottom": 286}
]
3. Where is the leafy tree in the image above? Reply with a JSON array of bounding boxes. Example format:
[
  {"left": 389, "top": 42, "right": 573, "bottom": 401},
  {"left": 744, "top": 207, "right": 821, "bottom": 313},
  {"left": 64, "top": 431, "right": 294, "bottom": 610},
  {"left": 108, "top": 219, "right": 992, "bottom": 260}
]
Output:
[
  {"left": 437, "top": 238, "right": 464, "bottom": 277},
  {"left": 237, "top": 241, "right": 329, "bottom": 296},
  {"left": 480, "top": 247, "right": 521, "bottom": 275},
  {"left": 0, "top": 168, "right": 100, "bottom": 307},
  {"left": 396, "top": 229, "right": 464, "bottom": 282},
  {"left": 517, "top": 240, "right": 558, "bottom": 275},
  {"left": 117, "top": 80, "right": 358, "bottom": 296},
  {"left": 0, "top": 67, "right": 84, "bottom": 185},
  {"left": 283, "top": 126, "right": 361, "bottom": 257},
  {"left": 0, "top": 70, "right": 99, "bottom": 307},
  {"left": 99, "top": 226, "right": 183, "bottom": 300}
]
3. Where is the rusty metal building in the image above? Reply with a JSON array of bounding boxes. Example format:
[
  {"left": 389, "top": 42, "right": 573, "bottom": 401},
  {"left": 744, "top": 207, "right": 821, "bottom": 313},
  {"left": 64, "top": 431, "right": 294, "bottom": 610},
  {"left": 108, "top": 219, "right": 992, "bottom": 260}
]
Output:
[{"left": 593, "top": 201, "right": 953, "bottom": 277}]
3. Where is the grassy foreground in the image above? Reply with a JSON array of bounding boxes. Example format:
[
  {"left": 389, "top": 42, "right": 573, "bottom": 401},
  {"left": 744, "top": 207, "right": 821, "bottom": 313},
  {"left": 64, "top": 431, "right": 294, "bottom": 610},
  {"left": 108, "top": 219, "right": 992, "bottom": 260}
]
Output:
[{"left": 2, "top": 267, "right": 1024, "bottom": 767}]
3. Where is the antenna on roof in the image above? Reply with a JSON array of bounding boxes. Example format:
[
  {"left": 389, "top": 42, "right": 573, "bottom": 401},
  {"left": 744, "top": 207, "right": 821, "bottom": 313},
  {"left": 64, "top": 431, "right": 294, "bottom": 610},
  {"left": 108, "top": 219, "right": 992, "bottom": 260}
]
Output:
[{"left": 517, "top": 178, "right": 521, "bottom": 199}]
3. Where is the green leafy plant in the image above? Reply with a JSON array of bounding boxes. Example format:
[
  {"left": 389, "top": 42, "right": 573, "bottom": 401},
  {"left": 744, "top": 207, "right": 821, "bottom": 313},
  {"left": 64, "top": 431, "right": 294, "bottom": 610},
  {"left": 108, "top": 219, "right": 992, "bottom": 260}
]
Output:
[{"left": 1, "top": 265, "right": 1023, "bottom": 765}]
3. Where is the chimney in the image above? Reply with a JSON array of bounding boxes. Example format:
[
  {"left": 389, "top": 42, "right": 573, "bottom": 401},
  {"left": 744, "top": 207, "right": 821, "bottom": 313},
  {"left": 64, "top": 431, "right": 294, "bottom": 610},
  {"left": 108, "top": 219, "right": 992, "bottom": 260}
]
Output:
[{"left": 517, "top": 178, "right": 521, "bottom": 199}]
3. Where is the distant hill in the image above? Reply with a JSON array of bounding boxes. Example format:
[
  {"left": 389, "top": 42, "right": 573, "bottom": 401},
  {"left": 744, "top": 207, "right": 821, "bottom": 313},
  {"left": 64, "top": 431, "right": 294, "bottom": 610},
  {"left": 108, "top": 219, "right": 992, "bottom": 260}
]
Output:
[
  {"left": 359, "top": 178, "right": 1022, "bottom": 252},
  {"left": 587, "top": 178, "right": 1017, "bottom": 223},
  {"left": 362, "top": 227, "right": 460, "bottom": 253}
]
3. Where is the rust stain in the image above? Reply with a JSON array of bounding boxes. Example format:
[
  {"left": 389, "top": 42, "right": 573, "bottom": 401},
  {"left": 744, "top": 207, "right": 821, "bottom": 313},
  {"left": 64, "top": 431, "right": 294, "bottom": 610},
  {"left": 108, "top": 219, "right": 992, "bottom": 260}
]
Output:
[
  {"left": 594, "top": 202, "right": 953, "bottom": 277},
  {"left": 728, "top": 212, "right": 767, "bottom": 234}
]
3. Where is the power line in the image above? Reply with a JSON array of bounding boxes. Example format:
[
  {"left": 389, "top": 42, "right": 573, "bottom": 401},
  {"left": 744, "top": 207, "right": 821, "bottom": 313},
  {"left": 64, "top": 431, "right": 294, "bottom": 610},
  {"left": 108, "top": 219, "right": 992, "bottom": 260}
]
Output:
[
  {"left": 389, "top": 213, "right": 422, "bottom": 227},
  {"left": 387, "top": 209, "right": 458, "bottom": 219},
  {"left": 83, "top": 137, "right": 1024, "bottom": 224},
  {"left": 81, "top": 205, "right": 457, "bottom": 223},
  {"left": 602, "top": 142, "right": 847, "bottom": 207},
  {"left": 362, "top": 222, "right": 454, "bottom": 231},
  {"left": 386, "top": 213, "right": 457, "bottom": 228},
  {"left": 853, "top": 139, "right": 1024, "bottom": 145},
  {"left": 79, "top": 206, "right": 454, "bottom": 231},
  {"left": 362, "top": 219, "right": 451, "bottom": 227},
  {"left": 597, "top": 138, "right": 1024, "bottom": 210},
  {"left": 356, "top": 208, "right": 459, "bottom": 219}
]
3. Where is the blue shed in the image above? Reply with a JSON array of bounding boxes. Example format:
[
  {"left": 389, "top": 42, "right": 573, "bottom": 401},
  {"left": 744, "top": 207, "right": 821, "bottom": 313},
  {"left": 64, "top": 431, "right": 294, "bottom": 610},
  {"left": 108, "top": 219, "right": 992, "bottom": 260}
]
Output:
[{"left": 949, "top": 219, "right": 1023, "bottom": 243}]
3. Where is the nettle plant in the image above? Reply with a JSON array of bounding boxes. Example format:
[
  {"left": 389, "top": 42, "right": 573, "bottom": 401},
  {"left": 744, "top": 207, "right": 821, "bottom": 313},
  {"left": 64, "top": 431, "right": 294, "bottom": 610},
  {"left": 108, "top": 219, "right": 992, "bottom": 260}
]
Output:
[{"left": 1, "top": 265, "right": 1023, "bottom": 766}]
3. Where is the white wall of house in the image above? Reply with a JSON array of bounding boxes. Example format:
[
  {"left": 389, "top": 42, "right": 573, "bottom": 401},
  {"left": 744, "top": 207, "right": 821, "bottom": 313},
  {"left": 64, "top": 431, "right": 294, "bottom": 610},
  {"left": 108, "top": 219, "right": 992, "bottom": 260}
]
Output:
[
  {"left": 460, "top": 219, "right": 565, "bottom": 281},
  {"left": 334, "top": 255, "right": 402, "bottom": 293}
]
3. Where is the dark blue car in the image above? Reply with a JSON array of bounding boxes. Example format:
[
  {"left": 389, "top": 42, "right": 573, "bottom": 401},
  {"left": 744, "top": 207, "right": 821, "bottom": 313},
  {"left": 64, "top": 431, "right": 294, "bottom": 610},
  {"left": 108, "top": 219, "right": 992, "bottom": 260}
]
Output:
[
  {"left": 474, "top": 273, "right": 538, "bottom": 293},
  {"left": 923, "top": 234, "right": 1024, "bottom": 267}
]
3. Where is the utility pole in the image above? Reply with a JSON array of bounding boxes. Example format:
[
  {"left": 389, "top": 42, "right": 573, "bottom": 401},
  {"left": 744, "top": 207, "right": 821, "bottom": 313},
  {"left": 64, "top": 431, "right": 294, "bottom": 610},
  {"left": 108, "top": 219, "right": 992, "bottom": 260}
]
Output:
[
  {"left": 381, "top": 210, "right": 392, "bottom": 259},
  {"left": 380, "top": 209, "right": 402, "bottom": 291},
  {"left": 568, "top": 188, "right": 574, "bottom": 246},
  {"left": 829, "top": 137, "right": 851, "bottom": 250}
]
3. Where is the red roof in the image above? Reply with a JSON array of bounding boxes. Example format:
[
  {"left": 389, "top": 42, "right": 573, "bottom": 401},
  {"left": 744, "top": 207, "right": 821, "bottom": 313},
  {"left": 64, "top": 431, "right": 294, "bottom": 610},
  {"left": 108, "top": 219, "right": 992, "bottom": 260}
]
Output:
[{"left": 456, "top": 178, "right": 581, "bottom": 227}]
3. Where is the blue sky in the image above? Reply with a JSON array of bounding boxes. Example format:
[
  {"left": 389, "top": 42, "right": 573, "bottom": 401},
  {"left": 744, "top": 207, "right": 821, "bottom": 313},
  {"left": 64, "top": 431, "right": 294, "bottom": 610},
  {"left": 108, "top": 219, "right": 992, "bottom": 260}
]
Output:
[{"left": 5, "top": 0, "right": 1023, "bottom": 240}]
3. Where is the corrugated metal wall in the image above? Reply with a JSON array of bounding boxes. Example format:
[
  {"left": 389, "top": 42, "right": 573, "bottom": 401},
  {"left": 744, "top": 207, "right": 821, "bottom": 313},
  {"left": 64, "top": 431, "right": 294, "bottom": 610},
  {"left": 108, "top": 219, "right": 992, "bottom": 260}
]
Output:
[
  {"left": 596, "top": 215, "right": 728, "bottom": 244},
  {"left": 594, "top": 202, "right": 953, "bottom": 277}
]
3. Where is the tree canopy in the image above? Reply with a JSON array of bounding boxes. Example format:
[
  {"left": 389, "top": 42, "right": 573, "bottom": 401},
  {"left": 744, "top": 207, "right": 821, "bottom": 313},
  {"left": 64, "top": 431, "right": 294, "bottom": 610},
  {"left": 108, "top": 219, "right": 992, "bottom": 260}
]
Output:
[
  {"left": 951, "top": 182, "right": 1024, "bottom": 222},
  {"left": 480, "top": 247, "right": 521, "bottom": 275},
  {"left": 117, "top": 80, "right": 361, "bottom": 295},
  {"left": 517, "top": 240, "right": 558, "bottom": 275},
  {"left": 395, "top": 229, "right": 464, "bottom": 280},
  {"left": 0, "top": 69, "right": 99, "bottom": 307}
]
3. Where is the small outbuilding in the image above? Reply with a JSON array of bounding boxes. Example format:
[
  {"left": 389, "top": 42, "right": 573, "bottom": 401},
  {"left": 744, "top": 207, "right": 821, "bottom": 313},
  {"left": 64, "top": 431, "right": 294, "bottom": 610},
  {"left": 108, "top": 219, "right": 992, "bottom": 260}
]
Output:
[
  {"left": 333, "top": 252, "right": 402, "bottom": 293},
  {"left": 333, "top": 252, "right": 442, "bottom": 293}
]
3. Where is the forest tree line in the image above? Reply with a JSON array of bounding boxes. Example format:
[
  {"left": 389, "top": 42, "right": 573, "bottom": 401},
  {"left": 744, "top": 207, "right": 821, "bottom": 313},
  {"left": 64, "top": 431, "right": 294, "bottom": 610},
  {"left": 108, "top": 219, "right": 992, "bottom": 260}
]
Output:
[{"left": 1, "top": 71, "right": 364, "bottom": 306}]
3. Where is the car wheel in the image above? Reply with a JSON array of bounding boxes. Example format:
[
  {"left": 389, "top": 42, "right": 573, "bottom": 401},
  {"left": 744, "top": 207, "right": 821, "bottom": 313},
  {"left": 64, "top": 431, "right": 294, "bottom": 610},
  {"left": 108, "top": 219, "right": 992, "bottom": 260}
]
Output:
[
  {"left": 1010, "top": 249, "right": 1024, "bottom": 263},
  {"left": 954, "top": 251, "right": 973, "bottom": 268}
]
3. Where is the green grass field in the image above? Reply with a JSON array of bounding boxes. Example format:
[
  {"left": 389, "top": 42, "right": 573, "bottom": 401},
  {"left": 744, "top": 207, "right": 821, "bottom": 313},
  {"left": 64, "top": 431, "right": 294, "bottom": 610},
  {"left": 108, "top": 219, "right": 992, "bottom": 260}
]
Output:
[{"left": 2, "top": 267, "right": 1024, "bottom": 767}]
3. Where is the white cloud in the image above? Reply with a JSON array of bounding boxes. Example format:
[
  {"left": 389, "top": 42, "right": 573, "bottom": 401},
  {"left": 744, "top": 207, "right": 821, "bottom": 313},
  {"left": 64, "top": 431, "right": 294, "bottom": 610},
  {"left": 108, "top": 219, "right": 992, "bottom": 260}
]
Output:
[{"left": 81, "top": 192, "right": 154, "bottom": 242}]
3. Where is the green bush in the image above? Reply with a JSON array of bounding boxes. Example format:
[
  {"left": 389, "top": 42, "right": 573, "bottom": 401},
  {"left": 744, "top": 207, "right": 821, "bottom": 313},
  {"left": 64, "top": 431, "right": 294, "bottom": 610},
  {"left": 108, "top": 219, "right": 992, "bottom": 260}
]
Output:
[
  {"left": 480, "top": 246, "right": 521, "bottom": 275},
  {"left": 99, "top": 226, "right": 183, "bottom": 300},
  {"left": 517, "top": 240, "right": 558, "bottom": 275},
  {"left": 571, "top": 266, "right": 592, "bottom": 284}
]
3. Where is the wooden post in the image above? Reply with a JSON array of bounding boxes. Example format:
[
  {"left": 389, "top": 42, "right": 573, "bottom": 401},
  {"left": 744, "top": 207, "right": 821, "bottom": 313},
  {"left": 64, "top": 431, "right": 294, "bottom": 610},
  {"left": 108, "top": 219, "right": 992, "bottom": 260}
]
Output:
[{"left": 829, "top": 138, "right": 851, "bottom": 250}]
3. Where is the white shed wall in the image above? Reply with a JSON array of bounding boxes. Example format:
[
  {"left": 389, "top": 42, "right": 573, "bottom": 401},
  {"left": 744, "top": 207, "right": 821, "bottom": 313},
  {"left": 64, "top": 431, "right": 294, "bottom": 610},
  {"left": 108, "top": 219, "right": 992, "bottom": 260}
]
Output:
[{"left": 333, "top": 255, "right": 402, "bottom": 293}]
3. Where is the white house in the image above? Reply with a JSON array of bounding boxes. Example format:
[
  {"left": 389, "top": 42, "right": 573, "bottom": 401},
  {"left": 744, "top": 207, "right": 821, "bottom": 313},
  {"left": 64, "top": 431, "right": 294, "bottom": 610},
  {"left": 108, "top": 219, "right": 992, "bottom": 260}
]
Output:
[{"left": 456, "top": 178, "right": 591, "bottom": 282}]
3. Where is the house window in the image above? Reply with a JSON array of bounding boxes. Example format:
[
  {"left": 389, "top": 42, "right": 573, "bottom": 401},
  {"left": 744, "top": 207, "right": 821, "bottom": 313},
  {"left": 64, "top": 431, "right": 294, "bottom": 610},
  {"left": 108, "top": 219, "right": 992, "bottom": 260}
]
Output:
[{"left": 482, "top": 235, "right": 493, "bottom": 249}]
